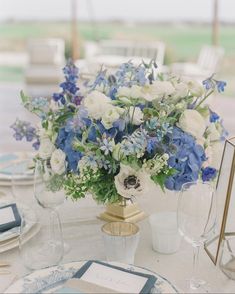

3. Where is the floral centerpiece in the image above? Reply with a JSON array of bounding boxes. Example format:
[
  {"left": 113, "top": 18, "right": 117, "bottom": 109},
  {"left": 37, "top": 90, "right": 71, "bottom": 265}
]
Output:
[{"left": 11, "top": 60, "right": 227, "bottom": 206}]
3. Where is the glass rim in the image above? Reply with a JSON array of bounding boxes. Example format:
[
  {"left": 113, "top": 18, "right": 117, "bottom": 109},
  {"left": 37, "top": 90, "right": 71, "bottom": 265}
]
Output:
[
  {"left": 101, "top": 221, "right": 139, "bottom": 237},
  {"left": 180, "top": 180, "right": 214, "bottom": 191}
]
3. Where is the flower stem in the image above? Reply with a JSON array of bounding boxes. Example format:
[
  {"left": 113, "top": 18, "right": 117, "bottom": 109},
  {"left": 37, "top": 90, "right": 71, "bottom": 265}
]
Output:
[{"left": 195, "top": 90, "right": 214, "bottom": 109}]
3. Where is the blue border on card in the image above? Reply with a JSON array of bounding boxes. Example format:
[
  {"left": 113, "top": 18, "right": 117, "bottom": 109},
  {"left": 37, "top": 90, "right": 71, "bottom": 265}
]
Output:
[
  {"left": 0, "top": 203, "right": 21, "bottom": 232},
  {"left": 73, "top": 260, "right": 157, "bottom": 294}
]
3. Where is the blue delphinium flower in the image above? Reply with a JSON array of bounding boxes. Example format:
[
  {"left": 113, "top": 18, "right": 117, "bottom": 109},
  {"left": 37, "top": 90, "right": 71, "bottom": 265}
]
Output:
[
  {"left": 202, "top": 167, "right": 217, "bottom": 182},
  {"left": 87, "top": 68, "right": 108, "bottom": 90},
  {"left": 11, "top": 119, "right": 39, "bottom": 149},
  {"left": 215, "top": 80, "right": 227, "bottom": 93},
  {"left": 203, "top": 76, "right": 227, "bottom": 93},
  {"left": 165, "top": 127, "right": 206, "bottom": 191},
  {"left": 210, "top": 110, "right": 220, "bottom": 123},
  {"left": 63, "top": 59, "right": 79, "bottom": 83},
  {"left": 65, "top": 107, "right": 89, "bottom": 133},
  {"left": 202, "top": 78, "right": 214, "bottom": 90},
  {"left": 52, "top": 59, "right": 82, "bottom": 106}
]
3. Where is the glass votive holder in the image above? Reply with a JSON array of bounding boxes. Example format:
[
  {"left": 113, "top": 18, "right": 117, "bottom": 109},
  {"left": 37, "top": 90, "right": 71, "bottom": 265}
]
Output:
[
  {"left": 101, "top": 221, "right": 140, "bottom": 264},
  {"left": 220, "top": 237, "right": 235, "bottom": 280},
  {"left": 149, "top": 212, "right": 181, "bottom": 254}
]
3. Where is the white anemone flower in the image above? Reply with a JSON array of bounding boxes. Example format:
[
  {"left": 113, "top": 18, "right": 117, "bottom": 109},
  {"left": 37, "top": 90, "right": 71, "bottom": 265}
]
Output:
[{"left": 115, "top": 164, "right": 151, "bottom": 199}]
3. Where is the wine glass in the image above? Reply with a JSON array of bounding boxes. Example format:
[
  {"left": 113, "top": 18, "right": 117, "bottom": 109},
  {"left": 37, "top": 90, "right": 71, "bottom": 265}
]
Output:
[
  {"left": 11, "top": 159, "right": 35, "bottom": 208},
  {"left": 177, "top": 181, "right": 216, "bottom": 291},
  {"left": 19, "top": 207, "right": 64, "bottom": 270},
  {"left": 34, "top": 160, "right": 70, "bottom": 253}
]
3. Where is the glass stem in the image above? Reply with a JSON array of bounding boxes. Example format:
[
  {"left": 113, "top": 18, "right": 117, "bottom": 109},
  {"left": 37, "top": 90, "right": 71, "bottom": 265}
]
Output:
[
  {"left": 190, "top": 245, "right": 203, "bottom": 290},
  {"left": 192, "top": 245, "right": 200, "bottom": 279}
]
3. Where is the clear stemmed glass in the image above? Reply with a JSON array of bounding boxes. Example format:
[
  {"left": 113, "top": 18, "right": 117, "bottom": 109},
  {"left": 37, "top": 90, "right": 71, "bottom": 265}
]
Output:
[
  {"left": 19, "top": 207, "right": 64, "bottom": 270},
  {"left": 177, "top": 181, "right": 217, "bottom": 291},
  {"left": 34, "top": 160, "right": 70, "bottom": 253}
]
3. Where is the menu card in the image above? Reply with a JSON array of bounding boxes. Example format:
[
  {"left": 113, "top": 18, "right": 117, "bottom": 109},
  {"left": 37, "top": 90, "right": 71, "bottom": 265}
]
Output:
[
  {"left": 71, "top": 260, "right": 157, "bottom": 294},
  {"left": 0, "top": 204, "right": 21, "bottom": 233}
]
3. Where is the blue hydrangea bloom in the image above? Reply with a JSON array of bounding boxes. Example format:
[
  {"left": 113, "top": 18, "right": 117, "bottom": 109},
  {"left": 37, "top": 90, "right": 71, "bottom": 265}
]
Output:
[
  {"left": 56, "top": 128, "right": 82, "bottom": 171},
  {"left": 165, "top": 127, "right": 206, "bottom": 191},
  {"left": 202, "top": 167, "right": 217, "bottom": 182}
]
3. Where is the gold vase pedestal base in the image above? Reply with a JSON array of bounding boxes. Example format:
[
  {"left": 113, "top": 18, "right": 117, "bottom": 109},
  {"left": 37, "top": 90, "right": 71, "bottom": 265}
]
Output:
[{"left": 98, "top": 202, "right": 147, "bottom": 223}]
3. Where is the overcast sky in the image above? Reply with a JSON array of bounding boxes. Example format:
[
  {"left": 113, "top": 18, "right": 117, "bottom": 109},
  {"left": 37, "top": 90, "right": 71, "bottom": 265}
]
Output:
[{"left": 0, "top": 0, "right": 234, "bottom": 22}]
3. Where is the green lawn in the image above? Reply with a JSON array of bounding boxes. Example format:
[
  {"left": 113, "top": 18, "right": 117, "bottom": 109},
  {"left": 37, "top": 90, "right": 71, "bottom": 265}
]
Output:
[
  {"left": 1, "top": 22, "right": 235, "bottom": 60},
  {"left": 0, "top": 21, "right": 234, "bottom": 95}
]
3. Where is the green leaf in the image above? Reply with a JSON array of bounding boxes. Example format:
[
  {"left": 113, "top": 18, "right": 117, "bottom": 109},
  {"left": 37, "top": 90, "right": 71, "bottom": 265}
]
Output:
[
  {"left": 20, "top": 90, "right": 30, "bottom": 105},
  {"left": 151, "top": 173, "right": 166, "bottom": 192}
]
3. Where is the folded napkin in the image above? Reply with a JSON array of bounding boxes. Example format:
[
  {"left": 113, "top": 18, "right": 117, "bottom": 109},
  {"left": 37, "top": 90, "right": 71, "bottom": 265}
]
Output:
[
  {"left": 55, "top": 278, "right": 118, "bottom": 294},
  {"left": 0, "top": 203, "right": 21, "bottom": 233}
]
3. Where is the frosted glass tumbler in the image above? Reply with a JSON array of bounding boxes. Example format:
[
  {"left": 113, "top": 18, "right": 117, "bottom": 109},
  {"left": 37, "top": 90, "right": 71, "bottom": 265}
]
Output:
[
  {"left": 102, "top": 221, "right": 140, "bottom": 264},
  {"left": 149, "top": 212, "right": 181, "bottom": 254}
]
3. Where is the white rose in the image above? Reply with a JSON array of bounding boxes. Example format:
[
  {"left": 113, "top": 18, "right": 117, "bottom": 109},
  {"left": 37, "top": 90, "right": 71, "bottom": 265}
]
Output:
[
  {"left": 38, "top": 138, "right": 55, "bottom": 159},
  {"left": 178, "top": 109, "right": 206, "bottom": 140},
  {"left": 207, "top": 124, "right": 221, "bottom": 141},
  {"left": 130, "top": 85, "right": 143, "bottom": 99},
  {"left": 173, "top": 82, "right": 188, "bottom": 98},
  {"left": 183, "top": 78, "right": 204, "bottom": 97},
  {"left": 84, "top": 90, "right": 112, "bottom": 120},
  {"left": 210, "top": 142, "right": 223, "bottom": 169},
  {"left": 50, "top": 149, "right": 66, "bottom": 175},
  {"left": 150, "top": 81, "right": 175, "bottom": 98},
  {"left": 117, "top": 87, "right": 131, "bottom": 97},
  {"left": 129, "top": 106, "right": 144, "bottom": 125},
  {"left": 101, "top": 106, "right": 121, "bottom": 129}
]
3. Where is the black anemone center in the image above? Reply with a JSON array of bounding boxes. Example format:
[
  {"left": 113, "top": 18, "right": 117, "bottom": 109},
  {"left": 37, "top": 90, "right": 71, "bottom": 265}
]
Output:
[{"left": 124, "top": 175, "right": 140, "bottom": 189}]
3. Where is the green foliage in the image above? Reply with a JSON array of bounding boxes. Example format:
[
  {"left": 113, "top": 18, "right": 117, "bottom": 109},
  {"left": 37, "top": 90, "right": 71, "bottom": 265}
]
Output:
[
  {"left": 46, "top": 174, "right": 65, "bottom": 192},
  {"left": 63, "top": 168, "right": 119, "bottom": 204},
  {"left": 151, "top": 168, "right": 177, "bottom": 191}
]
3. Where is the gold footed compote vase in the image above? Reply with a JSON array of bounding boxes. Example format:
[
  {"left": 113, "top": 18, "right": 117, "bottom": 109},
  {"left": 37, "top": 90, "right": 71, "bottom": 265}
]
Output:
[{"left": 99, "top": 196, "right": 147, "bottom": 223}]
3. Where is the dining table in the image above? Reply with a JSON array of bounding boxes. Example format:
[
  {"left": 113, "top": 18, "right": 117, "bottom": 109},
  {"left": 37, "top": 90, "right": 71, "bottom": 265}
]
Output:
[{"left": 0, "top": 180, "right": 235, "bottom": 293}]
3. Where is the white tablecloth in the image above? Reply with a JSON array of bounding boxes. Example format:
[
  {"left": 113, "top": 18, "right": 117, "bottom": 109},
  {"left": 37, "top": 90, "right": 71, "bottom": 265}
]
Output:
[{"left": 0, "top": 184, "right": 234, "bottom": 293}]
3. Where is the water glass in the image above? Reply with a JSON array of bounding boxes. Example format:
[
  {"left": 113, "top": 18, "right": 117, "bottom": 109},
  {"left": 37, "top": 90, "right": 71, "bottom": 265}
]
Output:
[
  {"left": 149, "top": 212, "right": 181, "bottom": 254},
  {"left": 178, "top": 181, "right": 216, "bottom": 291},
  {"left": 102, "top": 221, "right": 140, "bottom": 264}
]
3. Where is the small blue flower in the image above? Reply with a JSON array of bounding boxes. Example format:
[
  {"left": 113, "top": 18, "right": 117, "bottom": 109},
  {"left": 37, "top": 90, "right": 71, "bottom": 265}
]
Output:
[
  {"left": 215, "top": 80, "right": 227, "bottom": 93},
  {"left": 11, "top": 119, "right": 39, "bottom": 150},
  {"left": 202, "top": 78, "right": 214, "bottom": 90},
  {"left": 210, "top": 110, "right": 220, "bottom": 123},
  {"left": 202, "top": 167, "right": 217, "bottom": 182},
  {"left": 100, "top": 138, "right": 114, "bottom": 155}
]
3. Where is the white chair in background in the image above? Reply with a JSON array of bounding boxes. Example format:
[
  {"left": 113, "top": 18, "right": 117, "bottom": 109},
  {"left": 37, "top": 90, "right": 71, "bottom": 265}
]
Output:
[
  {"left": 170, "top": 45, "right": 224, "bottom": 80},
  {"left": 25, "top": 38, "right": 65, "bottom": 97},
  {"left": 76, "top": 40, "right": 165, "bottom": 74}
]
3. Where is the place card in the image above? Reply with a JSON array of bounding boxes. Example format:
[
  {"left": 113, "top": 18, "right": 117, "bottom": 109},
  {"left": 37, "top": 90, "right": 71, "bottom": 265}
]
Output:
[
  {"left": 0, "top": 204, "right": 21, "bottom": 233},
  {"left": 73, "top": 261, "right": 157, "bottom": 294}
]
